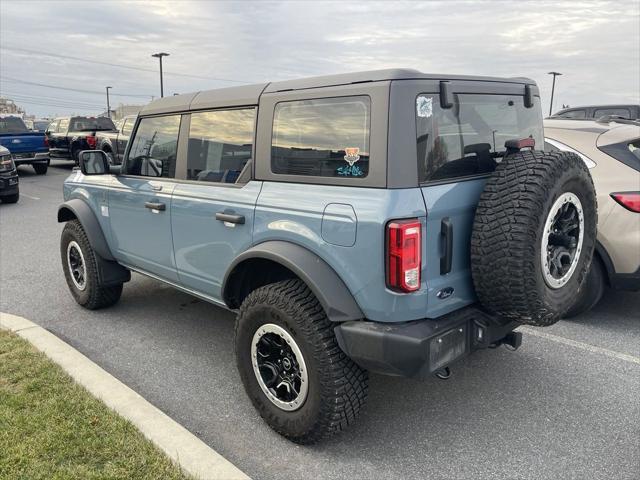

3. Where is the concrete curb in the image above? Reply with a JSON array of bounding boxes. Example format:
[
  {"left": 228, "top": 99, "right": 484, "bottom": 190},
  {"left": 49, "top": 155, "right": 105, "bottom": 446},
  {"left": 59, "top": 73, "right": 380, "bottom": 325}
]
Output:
[{"left": 0, "top": 312, "right": 250, "bottom": 480}]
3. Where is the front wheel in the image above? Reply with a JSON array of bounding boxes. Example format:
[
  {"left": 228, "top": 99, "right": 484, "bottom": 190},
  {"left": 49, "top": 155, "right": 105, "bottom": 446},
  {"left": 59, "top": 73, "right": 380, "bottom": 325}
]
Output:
[
  {"left": 60, "top": 220, "right": 123, "bottom": 309},
  {"left": 235, "top": 279, "right": 368, "bottom": 444}
]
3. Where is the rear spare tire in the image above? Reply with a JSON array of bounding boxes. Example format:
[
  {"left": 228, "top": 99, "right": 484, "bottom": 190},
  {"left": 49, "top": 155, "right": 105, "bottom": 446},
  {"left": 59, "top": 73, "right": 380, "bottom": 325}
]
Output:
[{"left": 471, "top": 150, "right": 597, "bottom": 326}]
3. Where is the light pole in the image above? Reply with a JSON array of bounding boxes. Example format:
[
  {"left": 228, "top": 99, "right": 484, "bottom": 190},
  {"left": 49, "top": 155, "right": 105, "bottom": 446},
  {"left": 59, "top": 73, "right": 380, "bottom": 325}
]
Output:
[
  {"left": 548, "top": 71, "right": 562, "bottom": 116},
  {"left": 151, "top": 52, "right": 170, "bottom": 98},
  {"left": 105, "top": 86, "right": 112, "bottom": 118}
]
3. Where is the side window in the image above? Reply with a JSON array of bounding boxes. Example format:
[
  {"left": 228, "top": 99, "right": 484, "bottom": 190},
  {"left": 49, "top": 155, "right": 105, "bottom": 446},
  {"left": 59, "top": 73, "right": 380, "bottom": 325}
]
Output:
[
  {"left": 271, "top": 96, "right": 371, "bottom": 178},
  {"left": 126, "top": 115, "right": 181, "bottom": 178},
  {"left": 594, "top": 108, "right": 631, "bottom": 119},
  {"left": 47, "top": 121, "right": 59, "bottom": 133},
  {"left": 58, "top": 118, "right": 70, "bottom": 132},
  {"left": 122, "top": 119, "right": 133, "bottom": 136},
  {"left": 558, "top": 110, "right": 586, "bottom": 119},
  {"left": 186, "top": 108, "right": 255, "bottom": 183}
]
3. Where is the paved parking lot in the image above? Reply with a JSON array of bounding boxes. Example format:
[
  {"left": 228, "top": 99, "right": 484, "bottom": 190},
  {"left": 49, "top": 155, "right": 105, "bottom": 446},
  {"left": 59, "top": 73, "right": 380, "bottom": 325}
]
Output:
[{"left": 1, "top": 162, "right": 639, "bottom": 480}]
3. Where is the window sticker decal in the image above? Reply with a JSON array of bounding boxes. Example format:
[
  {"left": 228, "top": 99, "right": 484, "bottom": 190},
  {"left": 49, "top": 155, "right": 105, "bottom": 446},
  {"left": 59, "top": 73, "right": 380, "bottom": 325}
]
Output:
[
  {"left": 416, "top": 96, "right": 433, "bottom": 118},
  {"left": 337, "top": 147, "right": 364, "bottom": 176}
]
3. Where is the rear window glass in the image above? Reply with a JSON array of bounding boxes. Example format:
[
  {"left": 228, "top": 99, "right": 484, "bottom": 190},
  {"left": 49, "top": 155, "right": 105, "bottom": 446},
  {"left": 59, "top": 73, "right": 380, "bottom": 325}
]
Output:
[
  {"left": 416, "top": 94, "right": 543, "bottom": 182},
  {"left": 594, "top": 108, "right": 631, "bottom": 119},
  {"left": 187, "top": 108, "right": 255, "bottom": 183},
  {"left": 271, "top": 96, "right": 370, "bottom": 178},
  {"left": 70, "top": 117, "right": 116, "bottom": 131},
  {"left": 0, "top": 117, "right": 29, "bottom": 134}
]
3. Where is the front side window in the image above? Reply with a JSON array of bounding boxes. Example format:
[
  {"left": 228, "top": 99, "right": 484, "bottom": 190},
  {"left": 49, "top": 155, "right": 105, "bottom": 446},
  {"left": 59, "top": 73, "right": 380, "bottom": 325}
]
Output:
[
  {"left": 416, "top": 94, "right": 543, "bottom": 182},
  {"left": 558, "top": 109, "right": 586, "bottom": 119},
  {"left": 122, "top": 118, "right": 134, "bottom": 136},
  {"left": 187, "top": 108, "right": 255, "bottom": 183},
  {"left": 58, "top": 118, "right": 70, "bottom": 132},
  {"left": 271, "top": 96, "right": 370, "bottom": 178},
  {"left": 47, "top": 121, "right": 59, "bottom": 133},
  {"left": 126, "top": 115, "right": 181, "bottom": 178}
]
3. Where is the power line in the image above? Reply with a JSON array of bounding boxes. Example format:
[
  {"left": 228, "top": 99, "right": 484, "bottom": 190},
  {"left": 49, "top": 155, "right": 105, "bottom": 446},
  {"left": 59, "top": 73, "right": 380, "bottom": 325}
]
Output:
[
  {"left": 2, "top": 91, "right": 105, "bottom": 109},
  {"left": 1, "top": 46, "right": 251, "bottom": 84},
  {"left": 0, "top": 75, "right": 153, "bottom": 98}
]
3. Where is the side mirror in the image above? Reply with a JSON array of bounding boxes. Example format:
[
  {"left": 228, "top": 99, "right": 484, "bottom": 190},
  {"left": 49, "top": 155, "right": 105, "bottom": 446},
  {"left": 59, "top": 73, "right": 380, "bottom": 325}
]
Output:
[{"left": 79, "top": 150, "right": 110, "bottom": 175}]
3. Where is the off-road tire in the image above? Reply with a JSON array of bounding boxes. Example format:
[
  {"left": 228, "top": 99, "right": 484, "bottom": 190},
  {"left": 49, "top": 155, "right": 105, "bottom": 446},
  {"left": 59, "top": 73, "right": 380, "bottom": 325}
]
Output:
[
  {"left": 60, "top": 220, "right": 123, "bottom": 309},
  {"left": 235, "top": 279, "right": 368, "bottom": 444},
  {"left": 471, "top": 150, "right": 597, "bottom": 326},
  {"left": 1, "top": 192, "right": 19, "bottom": 204},
  {"left": 33, "top": 162, "right": 48, "bottom": 175},
  {"left": 563, "top": 255, "right": 606, "bottom": 318}
]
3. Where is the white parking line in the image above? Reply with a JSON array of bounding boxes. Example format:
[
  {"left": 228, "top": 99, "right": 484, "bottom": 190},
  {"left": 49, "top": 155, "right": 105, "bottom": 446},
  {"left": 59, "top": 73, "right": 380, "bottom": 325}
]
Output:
[
  {"left": 519, "top": 326, "right": 640, "bottom": 366},
  {"left": 20, "top": 193, "right": 40, "bottom": 200}
]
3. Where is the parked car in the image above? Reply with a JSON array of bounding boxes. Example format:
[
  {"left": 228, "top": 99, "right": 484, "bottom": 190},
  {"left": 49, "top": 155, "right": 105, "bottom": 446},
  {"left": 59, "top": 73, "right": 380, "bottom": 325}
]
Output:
[
  {"left": 0, "top": 116, "right": 50, "bottom": 175},
  {"left": 0, "top": 145, "right": 19, "bottom": 203},
  {"left": 544, "top": 118, "right": 640, "bottom": 316},
  {"left": 550, "top": 104, "right": 640, "bottom": 121},
  {"left": 58, "top": 69, "right": 597, "bottom": 443},
  {"left": 46, "top": 116, "right": 116, "bottom": 165},
  {"left": 32, "top": 120, "right": 51, "bottom": 133},
  {"left": 96, "top": 115, "right": 136, "bottom": 164}
]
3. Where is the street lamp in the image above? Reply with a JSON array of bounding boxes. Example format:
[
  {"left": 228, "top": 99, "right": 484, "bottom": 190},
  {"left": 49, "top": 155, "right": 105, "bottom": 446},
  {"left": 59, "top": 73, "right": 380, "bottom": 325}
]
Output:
[
  {"left": 105, "top": 86, "right": 112, "bottom": 118},
  {"left": 151, "top": 52, "right": 170, "bottom": 98},
  {"left": 548, "top": 71, "right": 562, "bottom": 116}
]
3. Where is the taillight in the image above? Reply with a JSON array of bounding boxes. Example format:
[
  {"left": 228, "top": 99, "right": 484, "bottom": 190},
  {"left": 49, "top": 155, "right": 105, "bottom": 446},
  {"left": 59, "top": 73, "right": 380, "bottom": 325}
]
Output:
[
  {"left": 43, "top": 136, "right": 49, "bottom": 147},
  {"left": 611, "top": 192, "right": 640, "bottom": 213},
  {"left": 86, "top": 134, "right": 97, "bottom": 149},
  {"left": 386, "top": 218, "right": 422, "bottom": 292}
]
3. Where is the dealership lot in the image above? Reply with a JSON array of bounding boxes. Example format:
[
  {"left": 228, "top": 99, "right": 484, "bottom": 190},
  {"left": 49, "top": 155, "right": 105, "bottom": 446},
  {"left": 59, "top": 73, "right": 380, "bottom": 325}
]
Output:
[{"left": 1, "top": 162, "right": 639, "bottom": 480}]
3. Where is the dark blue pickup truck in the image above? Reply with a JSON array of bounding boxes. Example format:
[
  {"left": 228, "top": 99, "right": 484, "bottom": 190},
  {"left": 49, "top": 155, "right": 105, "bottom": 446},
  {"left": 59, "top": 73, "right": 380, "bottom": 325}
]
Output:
[{"left": 0, "top": 116, "right": 50, "bottom": 175}]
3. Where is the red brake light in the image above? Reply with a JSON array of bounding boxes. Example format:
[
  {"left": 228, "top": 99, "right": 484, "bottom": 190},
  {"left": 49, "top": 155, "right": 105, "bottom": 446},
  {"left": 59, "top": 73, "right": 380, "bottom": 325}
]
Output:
[
  {"left": 43, "top": 135, "right": 49, "bottom": 147},
  {"left": 611, "top": 192, "right": 640, "bottom": 213},
  {"left": 386, "top": 218, "right": 422, "bottom": 292},
  {"left": 86, "top": 134, "right": 97, "bottom": 149}
]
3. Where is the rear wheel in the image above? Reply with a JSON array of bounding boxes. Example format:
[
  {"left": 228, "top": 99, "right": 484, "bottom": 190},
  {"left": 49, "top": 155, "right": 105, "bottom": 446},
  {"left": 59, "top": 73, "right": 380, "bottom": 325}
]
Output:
[
  {"left": 235, "top": 279, "right": 368, "bottom": 444},
  {"left": 60, "top": 220, "right": 123, "bottom": 309},
  {"left": 563, "top": 255, "right": 606, "bottom": 318},
  {"left": 33, "top": 162, "right": 48, "bottom": 175},
  {"left": 471, "top": 150, "right": 597, "bottom": 326}
]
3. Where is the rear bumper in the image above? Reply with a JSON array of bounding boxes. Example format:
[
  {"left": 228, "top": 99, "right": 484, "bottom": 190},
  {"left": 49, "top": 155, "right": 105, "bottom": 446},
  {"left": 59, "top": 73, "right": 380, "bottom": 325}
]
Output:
[
  {"left": 334, "top": 307, "right": 519, "bottom": 379},
  {"left": 12, "top": 152, "right": 49, "bottom": 165}
]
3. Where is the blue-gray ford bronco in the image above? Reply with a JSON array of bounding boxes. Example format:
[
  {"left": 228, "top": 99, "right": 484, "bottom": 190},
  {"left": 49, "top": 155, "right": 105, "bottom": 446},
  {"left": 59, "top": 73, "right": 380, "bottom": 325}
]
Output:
[{"left": 58, "top": 69, "right": 597, "bottom": 443}]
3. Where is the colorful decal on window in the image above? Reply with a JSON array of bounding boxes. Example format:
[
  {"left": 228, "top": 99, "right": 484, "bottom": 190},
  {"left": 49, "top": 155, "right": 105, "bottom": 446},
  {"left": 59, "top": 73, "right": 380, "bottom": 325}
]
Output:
[
  {"left": 416, "top": 96, "right": 433, "bottom": 118},
  {"left": 337, "top": 147, "right": 364, "bottom": 176}
]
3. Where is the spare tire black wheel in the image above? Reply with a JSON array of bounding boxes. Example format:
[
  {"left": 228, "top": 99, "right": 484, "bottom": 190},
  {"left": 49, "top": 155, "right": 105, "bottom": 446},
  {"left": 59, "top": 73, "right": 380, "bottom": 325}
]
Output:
[{"left": 471, "top": 150, "right": 597, "bottom": 326}]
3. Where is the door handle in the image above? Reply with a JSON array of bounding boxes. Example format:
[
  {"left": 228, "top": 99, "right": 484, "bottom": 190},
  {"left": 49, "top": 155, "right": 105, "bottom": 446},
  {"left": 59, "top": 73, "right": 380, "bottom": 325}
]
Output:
[
  {"left": 215, "top": 212, "right": 245, "bottom": 225},
  {"left": 145, "top": 201, "right": 166, "bottom": 211},
  {"left": 440, "top": 217, "right": 453, "bottom": 275}
]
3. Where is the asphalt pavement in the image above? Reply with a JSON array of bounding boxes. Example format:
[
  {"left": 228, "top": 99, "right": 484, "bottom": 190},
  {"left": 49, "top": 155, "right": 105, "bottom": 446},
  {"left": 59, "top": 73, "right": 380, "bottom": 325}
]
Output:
[{"left": 1, "top": 161, "right": 639, "bottom": 480}]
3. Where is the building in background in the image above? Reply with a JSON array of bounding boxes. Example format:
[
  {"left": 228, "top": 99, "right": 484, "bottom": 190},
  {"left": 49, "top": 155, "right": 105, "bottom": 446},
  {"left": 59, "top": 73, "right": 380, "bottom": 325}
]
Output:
[
  {"left": 0, "top": 97, "right": 25, "bottom": 116},
  {"left": 100, "top": 103, "right": 143, "bottom": 121}
]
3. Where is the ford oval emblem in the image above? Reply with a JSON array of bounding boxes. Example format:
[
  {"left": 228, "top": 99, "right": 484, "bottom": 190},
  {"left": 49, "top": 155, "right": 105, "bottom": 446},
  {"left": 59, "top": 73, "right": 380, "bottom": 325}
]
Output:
[
  {"left": 11, "top": 139, "right": 21, "bottom": 144},
  {"left": 437, "top": 287, "right": 454, "bottom": 299}
]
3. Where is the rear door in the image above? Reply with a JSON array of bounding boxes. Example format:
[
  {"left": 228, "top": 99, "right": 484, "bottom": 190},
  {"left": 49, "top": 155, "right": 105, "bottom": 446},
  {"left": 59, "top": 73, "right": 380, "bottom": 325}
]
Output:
[
  {"left": 409, "top": 83, "right": 543, "bottom": 317},
  {"left": 171, "top": 107, "right": 259, "bottom": 300}
]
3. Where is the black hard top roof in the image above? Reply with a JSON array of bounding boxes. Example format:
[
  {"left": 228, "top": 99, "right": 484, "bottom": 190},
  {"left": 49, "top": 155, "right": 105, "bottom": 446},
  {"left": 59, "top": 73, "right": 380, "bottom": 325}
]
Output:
[{"left": 139, "top": 68, "right": 537, "bottom": 115}]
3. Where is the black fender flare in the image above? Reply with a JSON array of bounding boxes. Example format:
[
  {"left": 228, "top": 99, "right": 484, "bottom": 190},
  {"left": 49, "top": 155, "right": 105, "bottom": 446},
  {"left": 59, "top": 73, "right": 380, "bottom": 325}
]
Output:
[
  {"left": 222, "top": 241, "right": 364, "bottom": 322},
  {"left": 57, "top": 199, "right": 115, "bottom": 261}
]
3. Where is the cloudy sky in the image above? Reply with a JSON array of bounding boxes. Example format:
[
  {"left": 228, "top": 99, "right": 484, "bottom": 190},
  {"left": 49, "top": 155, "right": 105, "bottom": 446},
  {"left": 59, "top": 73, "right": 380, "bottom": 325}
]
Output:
[{"left": 1, "top": 0, "right": 638, "bottom": 118}]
